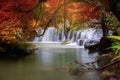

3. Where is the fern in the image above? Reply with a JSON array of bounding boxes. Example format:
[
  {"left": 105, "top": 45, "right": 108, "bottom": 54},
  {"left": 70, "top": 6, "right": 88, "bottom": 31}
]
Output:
[
  {"left": 107, "top": 36, "right": 120, "bottom": 55},
  {"left": 107, "top": 36, "right": 120, "bottom": 41},
  {"left": 107, "top": 36, "right": 120, "bottom": 62},
  {"left": 108, "top": 44, "right": 120, "bottom": 54}
]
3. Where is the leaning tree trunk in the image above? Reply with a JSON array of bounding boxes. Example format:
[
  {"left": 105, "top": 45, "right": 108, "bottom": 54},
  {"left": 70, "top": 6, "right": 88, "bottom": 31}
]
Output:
[
  {"left": 98, "top": 11, "right": 112, "bottom": 53},
  {"left": 101, "top": 12, "right": 108, "bottom": 38}
]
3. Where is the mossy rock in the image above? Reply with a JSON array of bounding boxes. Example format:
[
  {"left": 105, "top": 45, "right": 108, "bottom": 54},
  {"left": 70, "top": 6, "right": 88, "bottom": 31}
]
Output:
[
  {"left": 68, "top": 66, "right": 81, "bottom": 75},
  {"left": 0, "top": 41, "right": 36, "bottom": 57},
  {"left": 61, "top": 40, "right": 69, "bottom": 44}
]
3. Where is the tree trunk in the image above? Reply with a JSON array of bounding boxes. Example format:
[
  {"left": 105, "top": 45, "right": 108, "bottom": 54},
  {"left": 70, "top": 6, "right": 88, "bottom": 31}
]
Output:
[
  {"left": 101, "top": 11, "right": 108, "bottom": 38},
  {"left": 98, "top": 11, "right": 112, "bottom": 53}
]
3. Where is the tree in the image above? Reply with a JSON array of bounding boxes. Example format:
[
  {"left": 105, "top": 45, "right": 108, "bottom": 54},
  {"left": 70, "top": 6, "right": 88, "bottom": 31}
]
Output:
[
  {"left": 0, "top": 0, "right": 44, "bottom": 56},
  {"left": 0, "top": 0, "right": 42, "bottom": 42},
  {"left": 36, "top": 0, "right": 100, "bottom": 38}
]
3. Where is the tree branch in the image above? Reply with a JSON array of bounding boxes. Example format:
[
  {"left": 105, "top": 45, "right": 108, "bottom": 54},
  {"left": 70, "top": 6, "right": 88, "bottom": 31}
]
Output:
[
  {"left": 38, "top": 1, "right": 72, "bottom": 36},
  {"left": 98, "top": 59, "right": 120, "bottom": 70}
]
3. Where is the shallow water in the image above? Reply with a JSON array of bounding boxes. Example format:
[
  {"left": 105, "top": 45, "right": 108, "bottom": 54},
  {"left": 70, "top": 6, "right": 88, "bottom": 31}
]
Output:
[{"left": 0, "top": 48, "right": 101, "bottom": 80}]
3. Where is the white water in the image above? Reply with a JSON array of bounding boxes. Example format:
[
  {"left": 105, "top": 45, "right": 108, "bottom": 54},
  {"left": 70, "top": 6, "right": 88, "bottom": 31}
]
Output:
[{"left": 34, "top": 27, "right": 103, "bottom": 46}]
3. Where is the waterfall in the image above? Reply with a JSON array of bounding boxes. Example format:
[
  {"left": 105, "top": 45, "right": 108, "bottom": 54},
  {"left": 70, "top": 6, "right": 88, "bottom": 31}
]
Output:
[
  {"left": 34, "top": 27, "right": 60, "bottom": 42},
  {"left": 67, "top": 30, "right": 72, "bottom": 40},
  {"left": 41, "top": 27, "right": 59, "bottom": 42},
  {"left": 59, "top": 30, "right": 66, "bottom": 41},
  {"left": 76, "top": 28, "right": 103, "bottom": 46},
  {"left": 34, "top": 27, "right": 103, "bottom": 46}
]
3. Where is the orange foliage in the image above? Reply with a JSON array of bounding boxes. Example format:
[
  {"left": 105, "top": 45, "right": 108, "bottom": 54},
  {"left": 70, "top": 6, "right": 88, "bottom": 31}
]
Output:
[
  {"left": 67, "top": 2, "right": 100, "bottom": 23},
  {"left": 43, "top": 0, "right": 100, "bottom": 25},
  {"left": 0, "top": 0, "right": 39, "bottom": 41},
  {"left": 0, "top": 0, "right": 100, "bottom": 42}
]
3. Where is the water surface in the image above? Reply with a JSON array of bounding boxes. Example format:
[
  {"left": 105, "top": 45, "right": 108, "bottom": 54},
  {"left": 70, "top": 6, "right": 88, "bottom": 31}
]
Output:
[{"left": 0, "top": 48, "right": 101, "bottom": 80}]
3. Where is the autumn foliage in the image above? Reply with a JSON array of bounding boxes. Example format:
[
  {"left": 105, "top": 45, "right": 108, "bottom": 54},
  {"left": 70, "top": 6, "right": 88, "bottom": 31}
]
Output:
[
  {"left": 43, "top": 0, "right": 100, "bottom": 25},
  {"left": 0, "top": 0, "right": 100, "bottom": 42},
  {"left": 0, "top": 0, "right": 39, "bottom": 42}
]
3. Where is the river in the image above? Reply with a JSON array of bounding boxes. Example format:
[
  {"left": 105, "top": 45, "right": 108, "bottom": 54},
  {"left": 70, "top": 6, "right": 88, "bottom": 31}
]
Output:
[{"left": 0, "top": 44, "right": 102, "bottom": 80}]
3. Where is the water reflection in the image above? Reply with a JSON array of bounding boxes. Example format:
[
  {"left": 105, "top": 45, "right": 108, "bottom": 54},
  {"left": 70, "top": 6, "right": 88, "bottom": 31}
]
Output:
[
  {"left": 0, "top": 48, "right": 101, "bottom": 80},
  {"left": 36, "top": 48, "right": 99, "bottom": 66}
]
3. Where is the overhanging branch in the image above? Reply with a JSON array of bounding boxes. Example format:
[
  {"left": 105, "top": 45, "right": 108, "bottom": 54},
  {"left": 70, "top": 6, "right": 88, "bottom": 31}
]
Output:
[{"left": 38, "top": 1, "right": 72, "bottom": 36}]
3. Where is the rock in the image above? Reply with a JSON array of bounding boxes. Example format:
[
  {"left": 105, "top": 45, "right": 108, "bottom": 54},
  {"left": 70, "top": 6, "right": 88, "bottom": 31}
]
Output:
[
  {"left": 84, "top": 39, "right": 100, "bottom": 51},
  {"left": 61, "top": 40, "right": 70, "bottom": 44},
  {"left": 69, "top": 66, "right": 80, "bottom": 75},
  {"left": 77, "top": 39, "right": 84, "bottom": 46},
  {"left": 84, "top": 39, "right": 99, "bottom": 47}
]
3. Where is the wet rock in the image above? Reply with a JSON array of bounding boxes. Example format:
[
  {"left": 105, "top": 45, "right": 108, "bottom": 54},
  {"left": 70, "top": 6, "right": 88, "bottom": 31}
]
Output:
[
  {"left": 61, "top": 40, "right": 70, "bottom": 44},
  {"left": 85, "top": 39, "right": 99, "bottom": 46},
  {"left": 84, "top": 39, "right": 100, "bottom": 51},
  {"left": 77, "top": 39, "right": 84, "bottom": 46}
]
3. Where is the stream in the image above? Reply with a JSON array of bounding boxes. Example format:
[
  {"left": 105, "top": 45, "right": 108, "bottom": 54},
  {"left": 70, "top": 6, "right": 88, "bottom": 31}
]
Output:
[
  {"left": 0, "top": 27, "right": 104, "bottom": 80},
  {"left": 0, "top": 46, "right": 101, "bottom": 80}
]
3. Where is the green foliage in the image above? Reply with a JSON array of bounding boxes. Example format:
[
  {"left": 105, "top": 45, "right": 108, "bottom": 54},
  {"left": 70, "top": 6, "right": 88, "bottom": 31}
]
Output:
[
  {"left": 71, "top": 23, "right": 85, "bottom": 33},
  {"left": 107, "top": 36, "right": 120, "bottom": 40},
  {"left": 107, "top": 36, "right": 120, "bottom": 55},
  {"left": 105, "top": 14, "right": 120, "bottom": 27},
  {"left": 33, "top": 3, "right": 43, "bottom": 21},
  {"left": 108, "top": 44, "right": 120, "bottom": 55},
  {"left": 106, "top": 36, "right": 120, "bottom": 66}
]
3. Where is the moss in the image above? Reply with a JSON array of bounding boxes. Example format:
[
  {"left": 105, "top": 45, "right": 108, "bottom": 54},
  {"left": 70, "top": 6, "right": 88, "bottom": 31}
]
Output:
[{"left": 0, "top": 41, "right": 36, "bottom": 58}]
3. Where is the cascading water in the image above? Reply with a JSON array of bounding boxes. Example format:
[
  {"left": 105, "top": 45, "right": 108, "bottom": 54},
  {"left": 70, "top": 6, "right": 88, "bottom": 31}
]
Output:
[
  {"left": 34, "top": 27, "right": 103, "bottom": 46},
  {"left": 67, "top": 28, "right": 103, "bottom": 46},
  {"left": 41, "top": 27, "right": 59, "bottom": 42},
  {"left": 76, "top": 28, "right": 103, "bottom": 46},
  {"left": 34, "top": 27, "right": 63, "bottom": 42}
]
